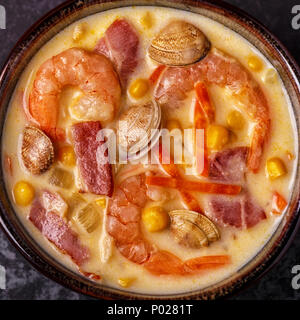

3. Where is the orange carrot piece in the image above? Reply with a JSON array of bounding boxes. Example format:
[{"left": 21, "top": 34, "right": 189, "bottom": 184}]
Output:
[
  {"left": 158, "top": 142, "right": 204, "bottom": 213},
  {"left": 158, "top": 142, "right": 181, "bottom": 178},
  {"left": 146, "top": 176, "right": 241, "bottom": 195},
  {"left": 179, "top": 190, "right": 204, "bottom": 213},
  {"left": 271, "top": 192, "right": 287, "bottom": 215},
  {"left": 149, "top": 65, "right": 166, "bottom": 84},
  {"left": 195, "top": 81, "right": 215, "bottom": 123},
  {"left": 184, "top": 255, "right": 231, "bottom": 271},
  {"left": 4, "top": 154, "right": 13, "bottom": 176},
  {"left": 194, "top": 99, "right": 209, "bottom": 176}
]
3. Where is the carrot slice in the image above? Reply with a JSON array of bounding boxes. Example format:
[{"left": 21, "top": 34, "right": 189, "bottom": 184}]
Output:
[
  {"left": 184, "top": 255, "right": 230, "bottom": 272},
  {"left": 271, "top": 192, "right": 287, "bottom": 215},
  {"left": 194, "top": 99, "right": 209, "bottom": 176},
  {"left": 195, "top": 81, "right": 215, "bottom": 123},
  {"left": 149, "top": 65, "right": 166, "bottom": 84},
  {"left": 158, "top": 143, "right": 204, "bottom": 213},
  {"left": 158, "top": 142, "right": 181, "bottom": 177},
  {"left": 179, "top": 190, "right": 204, "bottom": 213},
  {"left": 4, "top": 154, "right": 13, "bottom": 176},
  {"left": 146, "top": 176, "right": 241, "bottom": 195}
]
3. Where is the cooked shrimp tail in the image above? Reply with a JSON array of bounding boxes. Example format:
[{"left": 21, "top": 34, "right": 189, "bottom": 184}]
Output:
[{"left": 29, "top": 48, "right": 121, "bottom": 140}]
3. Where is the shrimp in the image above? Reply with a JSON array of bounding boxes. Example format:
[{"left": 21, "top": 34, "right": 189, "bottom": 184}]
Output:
[
  {"left": 155, "top": 49, "right": 270, "bottom": 173},
  {"left": 29, "top": 48, "right": 121, "bottom": 140},
  {"left": 106, "top": 174, "right": 230, "bottom": 276}
]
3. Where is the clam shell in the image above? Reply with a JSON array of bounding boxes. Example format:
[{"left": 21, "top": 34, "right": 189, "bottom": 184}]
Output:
[
  {"left": 169, "top": 210, "right": 220, "bottom": 248},
  {"left": 149, "top": 20, "right": 211, "bottom": 66},
  {"left": 118, "top": 101, "right": 161, "bottom": 159},
  {"left": 21, "top": 126, "right": 54, "bottom": 175}
]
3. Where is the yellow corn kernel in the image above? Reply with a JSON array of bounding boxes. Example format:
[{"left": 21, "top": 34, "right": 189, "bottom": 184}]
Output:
[
  {"left": 95, "top": 197, "right": 107, "bottom": 208},
  {"left": 227, "top": 110, "right": 244, "bottom": 130},
  {"left": 248, "top": 56, "right": 263, "bottom": 72},
  {"left": 58, "top": 146, "right": 76, "bottom": 167},
  {"left": 140, "top": 12, "right": 153, "bottom": 29},
  {"left": 142, "top": 206, "right": 169, "bottom": 232},
  {"left": 266, "top": 157, "right": 287, "bottom": 180},
  {"left": 207, "top": 125, "right": 229, "bottom": 150},
  {"left": 118, "top": 278, "right": 135, "bottom": 288},
  {"left": 13, "top": 181, "right": 35, "bottom": 206},
  {"left": 73, "top": 23, "right": 86, "bottom": 41},
  {"left": 129, "top": 79, "right": 149, "bottom": 99},
  {"left": 166, "top": 119, "right": 182, "bottom": 132}
]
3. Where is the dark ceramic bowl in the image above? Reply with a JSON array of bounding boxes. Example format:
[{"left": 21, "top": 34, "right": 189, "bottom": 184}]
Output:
[{"left": 0, "top": 0, "right": 300, "bottom": 300}]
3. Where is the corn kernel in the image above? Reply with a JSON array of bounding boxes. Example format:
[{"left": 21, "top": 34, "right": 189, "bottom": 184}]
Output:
[
  {"left": 166, "top": 119, "right": 182, "bottom": 132},
  {"left": 248, "top": 56, "right": 263, "bottom": 72},
  {"left": 140, "top": 12, "right": 153, "bottom": 29},
  {"left": 13, "top": 181, "right": 35, "bottom": 206},
  {"left": 58, "top": 146, "right": 76, "bottom": 167},
  {"left": 227, "top": 110, "right": 244, "bottom": 130},
  {"left": 118, "top": 278, "right": 135, "bottom": 288},
  {"left": 207, "top": 125, "right": 229, "bottom": 150},
  {"left": 266, "top": 157, "right": 287, "bottom": 179},
  {"left": 129, "top": 79, "right": 149, "bottom": 99},
  {"left": 95, "top": 197, "right": 107, "bottom": 208},
  {"left": 142, "top": 206, "right": 169, "bottom": 232}
]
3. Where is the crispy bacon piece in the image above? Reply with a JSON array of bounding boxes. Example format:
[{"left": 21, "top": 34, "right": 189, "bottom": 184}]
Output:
[
  {"left": 146, "top": 176, "right": 241, "bottom": 195},
  {"left": 29, "top": 191, "right": 89, "bottom": 266},
  {"left": 71, "top": 121, "right": 113, "bottom": 197},
  {"left": 95, "top": 18, "right": 139, "bottom": 86}
]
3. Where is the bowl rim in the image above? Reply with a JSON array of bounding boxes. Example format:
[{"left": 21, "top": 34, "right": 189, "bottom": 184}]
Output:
[{"left": 0, "top": 0, "right": 300, "bottom": 300}]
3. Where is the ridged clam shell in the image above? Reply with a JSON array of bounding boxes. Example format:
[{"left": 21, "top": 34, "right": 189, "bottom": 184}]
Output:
[
  {"left": 118, "top": 101, "right": 161, "bottom": 159},
  {"left": 149, "top": 20, "right": 211, "bottom": 66},
  {"left": 21, "top": 126, "right": 54, "bottom": 175},
  {"left": 169, "top": 210, "right": 220, "bottom": 248}
]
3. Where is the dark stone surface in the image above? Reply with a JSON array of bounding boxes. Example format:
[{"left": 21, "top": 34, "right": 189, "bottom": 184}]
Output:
[{"left": 0, "top": 0, "right": 299, "bottom": 300}]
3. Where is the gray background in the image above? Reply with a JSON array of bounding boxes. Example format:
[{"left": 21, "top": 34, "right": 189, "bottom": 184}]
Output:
[{"left": 0, "top": 0, "right": 300, "bottom": 300}]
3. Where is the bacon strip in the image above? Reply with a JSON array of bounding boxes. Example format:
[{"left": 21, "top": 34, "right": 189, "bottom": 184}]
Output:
[
  {"left": 146, "top": 176, "right": 241, "bottom": 195},
  {"left": 29, "top": 191, "right": 89, "bottom": 266},
  {"left": 95, "top": 18, "right": 139, "bottom": 86},
  {"left": 71, "top": 121, "right": 114, "bottom": 197}
]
